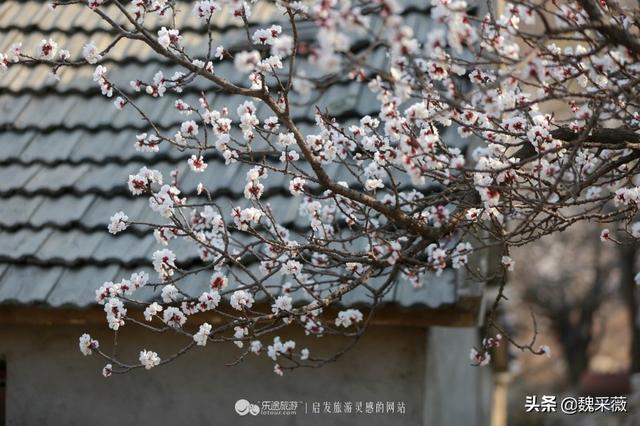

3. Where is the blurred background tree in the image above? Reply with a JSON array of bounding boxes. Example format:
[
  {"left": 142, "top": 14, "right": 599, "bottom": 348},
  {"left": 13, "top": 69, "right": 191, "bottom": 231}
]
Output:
[
  {"left": 507, "top": 223, "right": 638, "bottom": 424},
  {"left": 521, "top": 227, "right": 613, "bottom": 386}
]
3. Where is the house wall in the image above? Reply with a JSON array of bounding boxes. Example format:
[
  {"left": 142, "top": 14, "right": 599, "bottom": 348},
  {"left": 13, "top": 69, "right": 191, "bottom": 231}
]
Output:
[
  {"left": 424, "top": 327, "right": 493, "bottom": 426},
  {"left": 0, "top": 323, "right": 492, "bottom": 426}
]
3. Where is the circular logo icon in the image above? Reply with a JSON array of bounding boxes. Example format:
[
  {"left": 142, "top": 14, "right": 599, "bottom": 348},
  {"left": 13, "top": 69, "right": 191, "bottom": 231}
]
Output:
[
  {"left": 235, "top": 399, "right": 260, "bottom": 416},
  {"left": 235, "top": 399, "right": 251, "bottom": 416}
]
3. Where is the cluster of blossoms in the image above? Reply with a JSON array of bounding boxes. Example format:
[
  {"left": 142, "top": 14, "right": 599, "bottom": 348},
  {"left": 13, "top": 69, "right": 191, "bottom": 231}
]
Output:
[
  {"left": 92, "top": 65, "right": 112, "bottom": 97},
  {"left": 230, "top": 290, "right": 255, "bottom": 311},
  {"left": 139, "top": 350, "right": 161, "bottom": 370},
  {"left": 335, "top": 309, "right": 364, "bottom": 328},
  {"left": 10, "top": 0, "right": 640, "bottom": 374},
  {"left": 157, "top": 27, "right": 182, "bottom": 49},
  {"left": 470, "top": 334, "right": 502, "bottom": 367},
  {"left": 104, "top": 297, "right": 127, "bottom": 330},
  {"left": 194, "top": 323, "right": 212, "bottom": 346},
  {"left": 135, "top": 133, "right": 161, "bottom": 152},
  {"left": 501, "top": 256, "right": 516, "bottom": 272},
  {"left": 153, "top": 249, "right": 177, "bottom": 280},
  {"left": 127, "top": 167, "right": 163, "bottom": 195},
  {"left": 244, "top": 166, "right": 268, "bottom": 200},
  {"left": 193, "top": 1, "right": 218, "bottom": 21},
  {"left": 79, "top": 333, "right": 99, "bottom": 356},
  {"left": 108, "top": 211, "right": 129, "bottom": 235},
  {"left": 82, "top": 41, "right": 102, "bottom": 64},
  {"left": 271, "top": 294, "right": 293, "bottom": 315},
  {"left": 232, "top": 207, "right": 263, "bottom": 231}
]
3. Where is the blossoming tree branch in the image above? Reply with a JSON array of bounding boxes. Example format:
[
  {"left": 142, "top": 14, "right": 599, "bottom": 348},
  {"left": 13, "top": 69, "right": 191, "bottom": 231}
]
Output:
[{"left": 5, "top": 0, "right": 640, "bottom": 375}]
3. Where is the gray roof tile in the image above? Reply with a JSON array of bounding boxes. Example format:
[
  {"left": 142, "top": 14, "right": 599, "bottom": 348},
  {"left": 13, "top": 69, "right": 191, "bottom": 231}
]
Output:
[
  {"left": 29, "top": 195, "right": 96, "bottom": 226},
  {"left": 0, "top": 229, "right": 52, "bottom": 258},
  {"left": 0, "top": 265, "right": 64, "bottom": 304},
  {"left": 0, "top": 164, "right": 40, "bottom": 191},
  {"left": 0, "top": 195, "right": 44, "bottom": 226},
  {"left": 36, "top": 230, "right": 106, "bottom": 261},
  {"left": 46, "top": 265, "right": 120, "bottom": 307},
  {"left": 0, "top": 131, "right": 33, "bottom": 160},
  {"left": 0, "top": 0, "right": 461, "bottom": 310}
]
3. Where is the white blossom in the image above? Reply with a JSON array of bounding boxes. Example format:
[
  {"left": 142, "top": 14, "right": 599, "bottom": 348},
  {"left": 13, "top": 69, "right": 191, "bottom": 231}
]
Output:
[
  {"left": 158, "top": 27, "right": 181, "bottom": 49},
  {"left": 250, "top": 340, "right": 262, "bottom": 354},
  {"left": 153, "top": 249, "right": 177, "bottom": 280},
  {"left": 37, "top": 38, "right": 58, "bottom": 59},
  {"left": 160, "top": 284, "right": 179, "bottom": 303},
  {"left": 163, "top": 306, "right": 187, "bottom": 328},
  {"left": 193, "top": 1, "right": 218, "bottom": 20},
  {"left": 194, "top": 323, "right": 212, "bottom": 346},
  {"left": 188, "top": 155, "right": 207, "bottom": 172},
  {"left": 501, "top": 256, "right": 515, "bottom": 271},
  {"left": 233, "top": 326, "right": 248, "bottom": 347},
  {"left": 271, "top": 295, "right": 293, "bottom": 314},
  {"left": 209, "top": 272, "right": 228, "bottom": 290},
  {"left": 128, "top": 167, "right": 162, "bottom": 195},
  {"left": 180, "top": 120, "right": 199, "bottom": 137},
  {"left": 470, "top": 348, "right": 490, "bottom": 367},
  {"left": 278, "top": 132, "right": 296, "bottom": 147},
  {"left": 335, "top": 309, "right": 363, "bottom": 328},
  {"left": 79, "top": 333, "right": 99, "bottom": 356},
  {"left": 282, "top": 260, "right": 302, "bottom": 276},
  {"left": 232, "top": 207, "right": 262, "bottom": 231},
  {"left": 346, "top": 262, "right": 363, "bottom": 274},
  {"left": 82, "top": 41, "right": 101, "bottom": 64},
  {"left": 143, "top": 302, "right": 164, "bottom": 321},
  {"left": 108, "top": 211, "right": 129, "bottom": 234},
  {"left": 230, "top": 290, "right": 254, "bottom": 310},
  {"left": 88, "top": 0, "right": 104, "bottom": 9},
  {"left": 267, "top": 336, "right": 296, "bottom": 360},
  {"left": 113, "top": 96, "right": 126, "bottom": 110},
  {"left": 252, "top": 25, "right": 282, "bottom": 45},
  {"left": 198, "top": 290, "right": 221, "bottom": 311},
  {"left": 102, "top": 364, "right": 112, "bottom": 377},
  {"left": 365, "top": 179, "right": 384, "bottom": 191},
  {"left": 234, "top": 51, "right": 260, "bottom": 73},
  {"left": 273, "top": 364, "right": 284, "bottom": 376},
  {"left": 139, "top": 350, "right": 161, "bottom": 370},
  {"left": 58, "top": 49, "right": 70, "bottom": 61},
  {"left": 289, "top": 177, "right": 306, "bottom": 196},
  {"left": 104, "top": 297, "right": 127, "bottom": 330}
]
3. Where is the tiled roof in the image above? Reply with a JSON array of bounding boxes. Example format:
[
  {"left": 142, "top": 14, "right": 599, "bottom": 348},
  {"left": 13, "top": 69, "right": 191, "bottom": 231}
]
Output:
[{"left": 0, "top": 0, "right": 466, "bottom": 309}]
